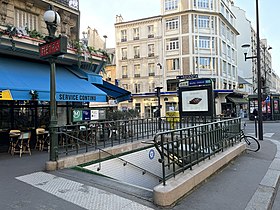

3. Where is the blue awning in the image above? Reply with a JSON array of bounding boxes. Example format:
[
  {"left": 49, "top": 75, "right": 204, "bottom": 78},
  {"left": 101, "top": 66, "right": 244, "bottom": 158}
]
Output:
[
  {"left": 94, "top": 80, "right": 131, "bottom": 102},
  {"left": 0, "top": 57, "right": 107, "bottom": 102}
]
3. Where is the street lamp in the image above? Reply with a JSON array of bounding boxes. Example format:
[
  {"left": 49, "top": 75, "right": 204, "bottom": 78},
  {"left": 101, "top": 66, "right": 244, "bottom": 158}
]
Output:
[
  {"left": 43, "top": 5, "right": 61, "bottom": 161},
  {"left": 241, "top": 0, "right": 263, "bottom": 140}
]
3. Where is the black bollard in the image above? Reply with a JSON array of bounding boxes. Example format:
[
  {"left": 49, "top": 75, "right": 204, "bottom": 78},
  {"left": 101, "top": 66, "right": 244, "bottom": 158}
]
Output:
[{"left": 254, "top": 116, "right": 258, "bottom": 138}]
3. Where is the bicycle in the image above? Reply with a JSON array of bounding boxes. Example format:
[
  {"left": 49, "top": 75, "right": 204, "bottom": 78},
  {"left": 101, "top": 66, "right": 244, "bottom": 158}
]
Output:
[{"left": 240, "top": 129, "right": 260, "bottom": 152}]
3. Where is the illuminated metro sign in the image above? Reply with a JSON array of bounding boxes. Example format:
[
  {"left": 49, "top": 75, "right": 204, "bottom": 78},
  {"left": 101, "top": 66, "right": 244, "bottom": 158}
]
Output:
[{"left": 39, "top": 36, "right": 67, "bottom": 58}]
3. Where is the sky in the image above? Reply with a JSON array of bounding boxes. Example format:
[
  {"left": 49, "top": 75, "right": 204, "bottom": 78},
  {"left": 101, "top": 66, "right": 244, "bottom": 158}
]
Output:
[{"left": 79, "top": 0, "right": 280, "bottom": 74}]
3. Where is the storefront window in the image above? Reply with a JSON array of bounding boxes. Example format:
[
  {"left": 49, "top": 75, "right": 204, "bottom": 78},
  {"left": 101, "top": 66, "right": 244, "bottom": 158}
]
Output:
[{"left": 166, "top": 102, "right": 178, "bottom": 111}]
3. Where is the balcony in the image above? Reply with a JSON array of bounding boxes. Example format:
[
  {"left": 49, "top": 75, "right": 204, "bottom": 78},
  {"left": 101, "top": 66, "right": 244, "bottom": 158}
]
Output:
[
  {"left": 134, "top": 55, "right": 140, "bottom": 59},
  {"left": 121, "top": 38, "right": 127, "bottom": 42},
  {"left": 134, "top": 74, "right": 141, "bottom": 78},
  {"left": 148, "top": 53, "right": 154, "bottom": 57},
  {"left": 149, "top": 72, "right": 155, "bottom": 76},
  {"left": 53, "top": 0, "right": 79, "bottom": 10},
  {"left": 148, "top": 34, "right": 154, "bottom": 38},
  {"left": 133, "top": 37, "right": 139, "bottom": 40},
  {"left": 122, "top": 75, "right": 128, "bottom": 78},
  {"left": 122, "top": 57, "right": 127, "bottom": 60}
]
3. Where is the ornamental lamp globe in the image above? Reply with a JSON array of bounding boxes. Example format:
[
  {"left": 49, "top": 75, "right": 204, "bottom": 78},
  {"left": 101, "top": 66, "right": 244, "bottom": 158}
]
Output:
[{"left": 43, "top": 9, "right": 61, "bottom": 25}]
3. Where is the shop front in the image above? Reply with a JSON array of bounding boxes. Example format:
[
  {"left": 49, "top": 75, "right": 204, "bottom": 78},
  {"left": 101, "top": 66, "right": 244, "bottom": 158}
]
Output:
[
  {"left": 248, "top": 94, "right": 280, "bottom": 120},
  {"left": 0, "top": 56, "right": 107, "bottom": 151}
]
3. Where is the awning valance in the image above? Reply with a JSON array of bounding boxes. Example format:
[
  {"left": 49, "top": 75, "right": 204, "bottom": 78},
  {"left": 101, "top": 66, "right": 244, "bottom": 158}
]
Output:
[
  {"left": 0, "top": 57, "right": 107, "bottom": 102},
  {"left": 227, "top": 97, "right": 248, "bottom": 104},
  {"left": 93, "top": 80, "right": 131, "bottom": 102}
]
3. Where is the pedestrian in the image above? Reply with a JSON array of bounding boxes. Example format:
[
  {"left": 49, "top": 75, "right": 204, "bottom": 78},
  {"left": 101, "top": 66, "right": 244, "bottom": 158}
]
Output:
[{"left": 239, "top": 107, "right": 244, "bottom": 118}]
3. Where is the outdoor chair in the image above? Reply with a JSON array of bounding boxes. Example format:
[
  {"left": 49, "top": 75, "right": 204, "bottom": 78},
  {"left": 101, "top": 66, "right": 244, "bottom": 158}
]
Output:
[
  {"left": 8, "top": 130, "right": 21, "bottom": 155},
  {"left": 13, "top": 131, "right": 32, "bottom": 157},
  {"left": 35, "top": 128, "right": 50, "bottom": 152}
]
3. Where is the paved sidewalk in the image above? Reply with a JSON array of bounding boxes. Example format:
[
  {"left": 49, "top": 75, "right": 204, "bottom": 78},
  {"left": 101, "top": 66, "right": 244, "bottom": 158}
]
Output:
[{"left": 0, "top": 138, "right": 280, "bottom": 209}]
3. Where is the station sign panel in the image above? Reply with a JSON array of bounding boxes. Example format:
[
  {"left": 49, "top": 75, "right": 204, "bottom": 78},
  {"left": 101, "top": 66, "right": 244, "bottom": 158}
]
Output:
[{"left": 39, "top": 36, "right": 67, "bottom": 58}]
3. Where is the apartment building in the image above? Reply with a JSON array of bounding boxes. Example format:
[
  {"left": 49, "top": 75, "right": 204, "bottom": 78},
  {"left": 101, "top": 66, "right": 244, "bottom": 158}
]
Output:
[
  {"left": 115, "top": 0, "right": 239, "bottom": 117},
  {"left": 232, "top": 5, "right": 273, "bottom": 94}
]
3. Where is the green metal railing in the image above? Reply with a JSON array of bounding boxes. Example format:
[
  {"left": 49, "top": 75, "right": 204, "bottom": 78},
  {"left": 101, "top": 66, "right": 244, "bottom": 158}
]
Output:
[
  {"left": 54, "top": 117, "right": 240, "bottom": 161},
  {"left": 153, "top": 118, "right": 241, "bottom": 185}
]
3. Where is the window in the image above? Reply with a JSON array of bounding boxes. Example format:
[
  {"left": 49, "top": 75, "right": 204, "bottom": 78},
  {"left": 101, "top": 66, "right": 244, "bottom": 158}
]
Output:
[
  {"left": 196, "top": 57, "right": 211, "bottom": 69},
  {"left": 232, "top": 49, "right": 235, "bottom": 61},
  {"left": 198, "top": 15, "right": 210, "bottom": 28},
  {"left": 232, "top": 66, "right": 236, "bottom": 78},
  {"left": 134, "top": 64, "right": 140, "bottom": 77},
  {"left": 221, "top": 22, "right": 225, "bottom": 36},
  {"left": 165, "top": 0, "right": 178, "bottom": 11},
  {"left": 121, "top": 30, "right": 127, "bottom": 42},
  {"left": 134, "top": 83, "right": 141, "bottom": 93},
  {"left": 226, "top": 28, "right": 230, "bottom": 41},
  {"left": 166, "top": 102, "right": 178, "bottom": 111},
  {"left": 195, "top": 36, "right": 211, "bottom": 49},
  {"left": 231, "top": 32, "right": 235, "bottom": 45},
  {"left": 166, "top": 58, "right": 180, "bottom": 70},
  {"left": 222, "top": 41, "right": 226, "bottom": 56},
  {"left": 167, "top": 79, "right": 178, "bottom": 91},
  {"left": 122, "top": 66, "right": 128, "bottom": 78},
  {"left": 194, "top": 0, "right": 213, "bottom": 9},
  {"left": 228, "top": 64, "right": 231, "bottom": 76},
  {"left": 135, "top": 103, "right": 141, "bottom": 114},
  {"left": 226, "top": 10, "right": 229, "bottom": 20},
  {"left": 134, "top": 46, "right": 140, "bottom": 58},
  {"left": 121, "top": 48, "right": 127, "bottom": 60},
  {"left": 166, "top": 18, "right": 179, "bottom": 30},
  {"left": 14, "top": 8, "right": 38, "bottom": 31},
  {"left": 133, "top": 28, "right": 139, "bottom": 40},
  {"left": 148, "top": 25, "right": 154, "bottom": 38},
  {"left": 149, "top": 83, "right": 155, "bottom": 92},
  {"left": 227, "top": 45, "right": 231, "bottom": 58},
  {"left": 221, "top": 3, "right": 225, "bottom": 15},
  {"left": 166, "top": 38, "right": 179, "bottom": 50},
  {"left": 122, "top": 84, "right": 128, "bottom": 90},
  {"left": 148, "top": 44, "right": 154, "bottom": 57},
  {"left": 148, "top": 63, "right": 155, "bottom": 76},
  {"left": 223, "top": 61, "right": 227, "bottom": 74}
]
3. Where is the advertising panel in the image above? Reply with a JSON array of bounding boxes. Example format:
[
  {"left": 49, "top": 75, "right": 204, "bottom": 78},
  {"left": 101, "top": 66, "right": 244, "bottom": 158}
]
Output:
[
  {"left": 181, "top": 89, "right": 208, "bottom": 112},
  {"left": 178, "top": 84, "right": 214, "bottom": 117}
]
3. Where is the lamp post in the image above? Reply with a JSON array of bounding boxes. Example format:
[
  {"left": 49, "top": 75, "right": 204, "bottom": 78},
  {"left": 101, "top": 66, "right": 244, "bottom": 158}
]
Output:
[
  {"left": 241, "top": 0, "right": 263, "bottom": 140},
  {"left": 155, "top": 86, "right": 163, "bottom": 130},
  {"left": 43, "top": 5, "right": 61, "bottom": 161}
]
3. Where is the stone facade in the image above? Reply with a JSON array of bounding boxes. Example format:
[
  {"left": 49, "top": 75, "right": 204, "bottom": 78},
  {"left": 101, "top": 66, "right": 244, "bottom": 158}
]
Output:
[{"left": 0, "top": 0, "right": 79, "bottom": 42}]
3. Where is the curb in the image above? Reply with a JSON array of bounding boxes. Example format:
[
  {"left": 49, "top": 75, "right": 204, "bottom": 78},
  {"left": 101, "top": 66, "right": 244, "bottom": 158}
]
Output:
[
  {"left": 153, "top": 143, "right": 246, "bottom": 207},
  {"left": 245, "top": 139, "right": 280, "bottom": 210}
]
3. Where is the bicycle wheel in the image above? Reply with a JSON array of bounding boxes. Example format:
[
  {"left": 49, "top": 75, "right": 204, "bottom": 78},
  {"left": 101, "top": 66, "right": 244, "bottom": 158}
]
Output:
[{"left": 241, "top": 135, "right": 260, "bottom": 152}]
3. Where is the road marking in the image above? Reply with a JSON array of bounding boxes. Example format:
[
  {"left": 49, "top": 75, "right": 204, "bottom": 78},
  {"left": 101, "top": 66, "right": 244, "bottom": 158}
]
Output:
[
  {"left": 16, "top": 172, "right": 153, "bottom": 210},
  {"left": 264, "top": 133, "right": 275, "bottom": 138}
]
